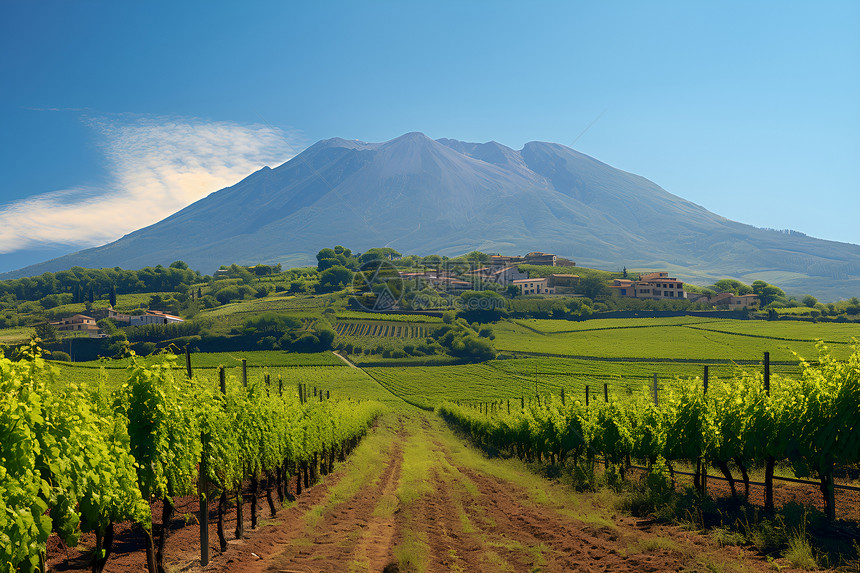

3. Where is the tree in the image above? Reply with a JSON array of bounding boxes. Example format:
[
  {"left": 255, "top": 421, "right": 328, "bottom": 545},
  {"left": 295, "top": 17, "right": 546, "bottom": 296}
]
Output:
[
  {"left": 712, "top": 279, "right": 752, "bottom": 295},
  {"left": 622, "top": 266, "right": 628, "bottom": 279},
  {"left": 752, "top": 280, "right": 785, "bottom": 306},
  {"left": 463, "top": 251, "right": 491, "bottom": 264},
  {"left": 109, "top": 284, "right": 117, "bottom": 307},
  {"left": 458, "top": 290, "right": 507, "bottom": 323},
  {"left": 802, "top": 294, "right": 818, "bottom": 308},
  {"left": 34, "top": 322, "right": 58, "bottom": 342},
  {"left": 578, "top": 275, "right": 610, "bottom": 300},
  {"left": 359, "top": 248, "right": 401, "bottom": 263},
  {"left": 169, "top": 261, "right": 189, "bottom": 270},
  {"left": 317, "top": 265, "right": 353, "bottom": 293}
]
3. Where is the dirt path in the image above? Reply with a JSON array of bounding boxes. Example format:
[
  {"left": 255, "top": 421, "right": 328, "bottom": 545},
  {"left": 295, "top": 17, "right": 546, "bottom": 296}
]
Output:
[
  {"left": 49, "top": 412, "right": 786, "bottom": 573},
  {"left": 332, "top": 350, "right": 360, "bottom": 369},
  {"left": 188, "top": 413, "right": 775, "bottom": 573}
]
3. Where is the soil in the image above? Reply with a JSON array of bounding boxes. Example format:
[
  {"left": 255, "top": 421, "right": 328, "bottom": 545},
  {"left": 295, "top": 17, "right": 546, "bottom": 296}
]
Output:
[{"left": 44, "top": 412, "right": 854, "bottom": 573}]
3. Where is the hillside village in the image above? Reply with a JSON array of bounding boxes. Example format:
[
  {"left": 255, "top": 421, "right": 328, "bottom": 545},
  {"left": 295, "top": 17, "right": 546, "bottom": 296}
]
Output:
[{"left": 29, "top": 250, "right": 787, "bottom": 340}]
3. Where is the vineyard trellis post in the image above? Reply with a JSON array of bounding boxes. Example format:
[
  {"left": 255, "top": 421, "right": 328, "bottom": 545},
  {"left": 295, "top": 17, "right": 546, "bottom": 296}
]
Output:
[
  {"left": 199, "top": 431, "right": 209, "bottom": 566},
  {"left": 219, "top": 366, "right": 226, "bottom": 395},
  {"left": 763, "top": 351, "right": 775, "bottom": 512},
  {"left": 242, "top": 359, "right": 247, "bottom": 387},
  {"left": 603, "top": 383, "right": 608, "bottom": 403},
  {"left": 652, "top": 374, "right": 658, "bottom": 407},
  {"left": 185, "top": 346, "right": 192, "bottom": 379},
  {"left": 701, "top": 367, "right": 708, "bottom": 495},
  {"left": 585, "top": 385, "right": 589, "bottom": 407}
]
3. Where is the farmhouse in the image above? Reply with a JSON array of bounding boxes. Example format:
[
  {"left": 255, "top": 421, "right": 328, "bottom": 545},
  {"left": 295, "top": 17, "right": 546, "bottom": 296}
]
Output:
[
  {"left": 513, "top": 277, "right": 555, "bottom": 295},
  {"left": 489, "top": 252, "right": 575, "bottom": 269},
  {"left": 49, "top": 314, "right": 100, "bottom": 333},
  {"left": 128, "top": 310, "right": 184, "bottom": 326},
  {"left": 548, "top": 273, "right": 580, "bottom": 294},
  {"left": 463, "top": 265, "right": 527, "bottom": 286},
  {"left": 710, "top": 293, "right": 760, "bottom": 309},
  {"left": 610, "top": 272, "right": 687, "bottom": 300}
]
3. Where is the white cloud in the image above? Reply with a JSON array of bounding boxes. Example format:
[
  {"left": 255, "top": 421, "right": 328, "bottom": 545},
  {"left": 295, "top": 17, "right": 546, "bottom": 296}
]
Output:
[{"left": 0, "top": 115, "right": 300, "bottom": 254}]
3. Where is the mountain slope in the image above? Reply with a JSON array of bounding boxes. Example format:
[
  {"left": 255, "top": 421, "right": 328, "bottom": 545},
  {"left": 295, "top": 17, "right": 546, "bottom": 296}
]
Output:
[{"left": 4, "top": 132, "right": 859, "bottom": 300}]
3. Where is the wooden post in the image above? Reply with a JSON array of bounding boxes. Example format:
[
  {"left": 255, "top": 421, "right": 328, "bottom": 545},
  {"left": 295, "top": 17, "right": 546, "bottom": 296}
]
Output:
[
  {"left": 241, "top": 359, "right": 247, "bottom": 387},
  {"left": 199, "top": 432, "right": 209, "bottom": 566},
  {"left": 652, "top": 374, "right": 658, "bottom": 407},
  {"left": 219, "top": 366, "right": 226, "bottom": 395},
  {"left": 585, "top": 385, "right": 589, "bottom": 407},
  {"left": 561, "top": 387, "right": 565, "bottom": 406},
  {"left": 763, "top": 351, "right": 774, "bottom": 511},
  {"left": 603, "top": 383, "right": 608, "bottom": 403},
  {"left": 701, "top": 369, "right": 708, "bottom": 495},
  {"left": 185, "top": 347, "right": 192, "bottom": 379},
  {"left": 326, "top": 390, "right": 330, "bottom": 400},
  {"left": 278, "top": 375, "right": 283, "bottom": 396},
  {"left": 764, "top": 352, "right": 770, "bottom": 395}
]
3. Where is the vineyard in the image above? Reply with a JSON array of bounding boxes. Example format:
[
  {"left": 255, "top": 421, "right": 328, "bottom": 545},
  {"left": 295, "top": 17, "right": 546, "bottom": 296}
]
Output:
[
  {"left": 362, "top": 357, "right": 806, "bottom": 411},
  {"left": 493, "top": 318, "right": 858, "bottom": 361},
  {"left": 335, "top": 320, "right": 436, "bottom": 338},
  {"left": 0, "top": 345, "right": 385, "bottom": 572},
  {"left": 437, "top": 343, "right": 860, "bottom": 521}
]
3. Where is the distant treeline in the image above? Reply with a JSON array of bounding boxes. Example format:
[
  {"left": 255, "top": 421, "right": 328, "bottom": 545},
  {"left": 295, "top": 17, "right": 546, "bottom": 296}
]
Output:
[{"left": 0, "top": 262, "right": 201, "bottom": 303}]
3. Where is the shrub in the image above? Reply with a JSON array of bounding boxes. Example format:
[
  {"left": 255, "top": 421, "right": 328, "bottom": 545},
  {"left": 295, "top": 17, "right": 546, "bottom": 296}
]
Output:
[{"left": 48, "top": 350, "right": 71, "bottom": 362}]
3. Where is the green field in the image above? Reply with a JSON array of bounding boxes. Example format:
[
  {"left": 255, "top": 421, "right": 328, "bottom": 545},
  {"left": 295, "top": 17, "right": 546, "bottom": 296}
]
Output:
[
  {"left": 51, "top": 354, "right": 397, "bottom": 405},
  {"left": 492, "top": 317, "right": 857, "bottom": 361},
  {"left": 335, "top": 311, "right": 442, "bottom": 323},
  {"left": 335, "top": 321, "right": 437, "bottom": 338},
  {"left": 362, "top": 356, "right": 801, "bottom": 410},
  {"left": 28, "top": 315, "right": 860, "bottom": 413}
]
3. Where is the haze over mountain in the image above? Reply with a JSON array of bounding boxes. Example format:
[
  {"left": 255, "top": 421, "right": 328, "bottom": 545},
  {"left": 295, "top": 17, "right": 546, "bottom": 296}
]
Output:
[{"left": 4, "top": 132, "right": 859, "bottom": 300}]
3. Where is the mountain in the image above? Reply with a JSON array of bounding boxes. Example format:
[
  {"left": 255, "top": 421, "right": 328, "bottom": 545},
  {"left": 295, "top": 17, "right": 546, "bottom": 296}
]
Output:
[{"left": 4, "top": 132, "right": 859, "bottom": 300}]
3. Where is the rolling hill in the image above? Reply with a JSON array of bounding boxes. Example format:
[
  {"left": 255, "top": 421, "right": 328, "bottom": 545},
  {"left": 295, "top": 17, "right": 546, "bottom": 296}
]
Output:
[{"left": 4, "top": 132, "right": 859, "bottom": 300}]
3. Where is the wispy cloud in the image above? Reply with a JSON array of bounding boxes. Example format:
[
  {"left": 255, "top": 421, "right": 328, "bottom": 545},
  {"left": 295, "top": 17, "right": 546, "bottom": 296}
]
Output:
[{"left": 0, "top": 115, "right": 300, "bottom": 254}]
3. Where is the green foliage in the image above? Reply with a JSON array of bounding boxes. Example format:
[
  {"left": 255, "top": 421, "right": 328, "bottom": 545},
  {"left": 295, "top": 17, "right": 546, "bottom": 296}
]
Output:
[
  {"left": 317, "top": 265, "right": 353, "bottom": 293},
  {"left": 33, "top": 322, "right": 58, "bottom": 342},
  {"left": 802, "top": 294, "right": 818, "bottom": 308},
  {"left": 433, "top": 321, "right": 496, "bottom": 362},
  {"left": 437, "top": 344, "right": 860, "bottom": 523},
  {"left": 458, "top": 290, "right": 507, "bottom": 322},
  {"left": 1, "top": 346, "right": 386, "bottom": 569},
  {"left": 712, "top": 279, "right": 753, "bottom": 295},
  {"left": 0, "top": 347, "right": 150, "bottom": 571},
  {"left": 752, "top": 280, "right": 786, "bottom": 306}
]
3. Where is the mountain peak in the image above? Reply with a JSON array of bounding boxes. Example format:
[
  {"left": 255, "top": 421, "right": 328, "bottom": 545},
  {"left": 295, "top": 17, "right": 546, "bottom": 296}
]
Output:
[{"left": 3, "top": 131, "right": 858, "bottom": 300}]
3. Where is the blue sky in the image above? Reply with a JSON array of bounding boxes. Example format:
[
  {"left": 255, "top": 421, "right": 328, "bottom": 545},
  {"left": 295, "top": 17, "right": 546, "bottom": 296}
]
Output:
[{"left": 1, "top": 1, "right": 858, "bottom": 273}]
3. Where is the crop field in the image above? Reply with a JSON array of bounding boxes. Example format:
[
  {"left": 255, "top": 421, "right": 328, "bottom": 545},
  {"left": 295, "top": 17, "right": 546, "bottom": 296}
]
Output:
[
  {"left": 335, "top": 320, "right": 436, "bottom": 338},
  {"left": 50, "top": 357, "right": 396, "bottom": 404},
  {"left": 336, "top": 310, "right": 442, "bottom": 323},
  {"left": 682, "top": 320, "right": 860, "bottom": 343},
  {"left": 363, "top": 355, "right": 797, "bottom": 409},
  {"left": 510, "top": 316, "right": 713, "bottom": 333},
  {"left": 492, "top": 318, "right": 856, "bottom": 361}
]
